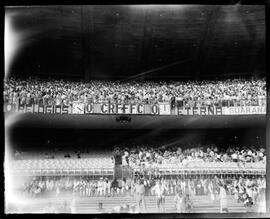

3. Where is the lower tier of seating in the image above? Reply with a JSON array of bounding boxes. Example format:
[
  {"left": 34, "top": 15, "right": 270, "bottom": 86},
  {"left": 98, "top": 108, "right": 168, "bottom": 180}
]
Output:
[{"left": 7, "top": 194, "right": 255, "bottom": 213}]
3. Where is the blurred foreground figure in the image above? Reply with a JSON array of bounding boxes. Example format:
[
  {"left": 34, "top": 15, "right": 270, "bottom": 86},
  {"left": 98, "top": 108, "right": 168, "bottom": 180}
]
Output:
[
  {"left": 134, "top": 179, "right": 147, "bottom": 213},
  {"left": 219, "top": 184, "right": 229, "bottom": 213},
  {"left": 174, "top": 190, "right": 186, "bottom": 213},
  {"left": 151, "top": 179, "right": 167, "bottom": 212}
]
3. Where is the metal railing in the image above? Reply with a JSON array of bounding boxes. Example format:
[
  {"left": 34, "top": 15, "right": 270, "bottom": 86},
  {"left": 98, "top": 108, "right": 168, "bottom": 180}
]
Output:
[
  {"left": 132, "top": 162, "right": 266, "bottom": 177},
  {"left": 12, "top": 168, "right": 115, "bottom": 176},
  {"left": 133, "top": 168, "right": 266, "bottom": 177}
]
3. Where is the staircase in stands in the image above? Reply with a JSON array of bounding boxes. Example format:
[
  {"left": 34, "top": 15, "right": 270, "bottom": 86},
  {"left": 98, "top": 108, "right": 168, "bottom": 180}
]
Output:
[
  {"left": 16, "top": 195, "right": 247, "bottom": 213},
  {"left": 74, "top": 195, "right": 246, "bottom": 213}
]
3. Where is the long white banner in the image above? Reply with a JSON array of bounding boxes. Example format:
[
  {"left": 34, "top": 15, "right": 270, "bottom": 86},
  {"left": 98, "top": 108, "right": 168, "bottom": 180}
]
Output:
[
  {"left": 222, "top": 106, "right": 266, "bottom": 115},
  {"left": 3, "top": 103, "right": 266, "bottom": 115}
]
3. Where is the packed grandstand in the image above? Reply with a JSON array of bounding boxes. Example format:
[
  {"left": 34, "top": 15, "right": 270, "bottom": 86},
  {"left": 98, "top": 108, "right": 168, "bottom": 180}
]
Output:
[
  {"left": 114, "top": 143, "right": 266, "bottom": 167},
  {"left": 3, "top": 77, "right": 266, "bottom": 106}
]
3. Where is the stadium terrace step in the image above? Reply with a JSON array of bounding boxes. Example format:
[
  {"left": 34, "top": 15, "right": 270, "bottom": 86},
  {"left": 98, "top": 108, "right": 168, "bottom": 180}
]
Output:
[
  {"left": 73, "top": 195, "right": 246, "bottom": 213},
  {"left": 11, "top": 195, "right": 247, "bottom": 213}
]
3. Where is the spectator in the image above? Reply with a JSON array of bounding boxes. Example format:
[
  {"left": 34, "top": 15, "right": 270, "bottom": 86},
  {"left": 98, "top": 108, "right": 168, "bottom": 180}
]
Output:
[
  {"left": 134, "top": 179, "right": 147, "bottom": 213},
  {"left": 4, "top": 77, "right": 266, "bottom": 107},
  {"left": 219, "top": 184, "right": 229, "bottom": 213},
  {"left": 174, "top": 190, "right": 186, "bottom": 213}
]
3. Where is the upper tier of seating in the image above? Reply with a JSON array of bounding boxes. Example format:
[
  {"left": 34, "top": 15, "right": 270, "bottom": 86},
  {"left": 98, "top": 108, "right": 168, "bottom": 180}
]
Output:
[{"left": 4, "top": 77, "right": 266, "bottom": 106}]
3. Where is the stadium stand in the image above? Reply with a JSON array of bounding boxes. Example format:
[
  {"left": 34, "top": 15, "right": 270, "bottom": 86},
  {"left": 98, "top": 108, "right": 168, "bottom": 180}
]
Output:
[
  {"left": 114, "top": 144, "right": 266, "bottom": 176},
  {"left": 4, "top": 4, "right": 267, "bottom": 215},
  {"left": 9, "top": 173, "right": 266, "bottom": 213},
  {"left": 4, "top": 77, "right": 266, "bottom": 107},
  {"left": 11, "top": 151, "right": 115, "bottom": 176}
]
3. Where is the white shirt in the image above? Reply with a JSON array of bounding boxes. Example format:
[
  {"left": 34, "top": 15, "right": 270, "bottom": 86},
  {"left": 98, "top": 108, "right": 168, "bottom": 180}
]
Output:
[
  {"left": 106, "top": 181, "right": 111, "bottom": 189},
  {"left": 122, "top": 155, "right": 128, "bottom": 166},
  {"left": 98, "top": 181, "right": 103, "bottom": 188},
  {"left": 152, "top": 184, "right": 167, "bottom": 197},
  {"left": 232, "top": 153, "right": 237, "bottom": 159},
  {"left": 262, "top": 179, "right": 266, "bottom": 189},
  {"left": 181, "top": 181, "right": 186, "bottom": 189},
  {"left": 102, "top": 181, "right": 107, "bottom": 189},
  {"left": 220, "top": 187, "right": 227, "bottom": 199}
]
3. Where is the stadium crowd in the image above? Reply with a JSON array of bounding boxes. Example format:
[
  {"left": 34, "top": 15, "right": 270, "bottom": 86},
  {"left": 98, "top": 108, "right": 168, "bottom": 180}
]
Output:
[
  {"left": 4, "top": 77, "right": 266, "bottom": 106},
  {"left": 12, "top": 142, "right": 266, "bottom": 213},
  {"left": 20, "top": 174, "right": 266, "bottom": 213},
  {"left": 114, "top": 143, "right": 266, "bottom": 173}
]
